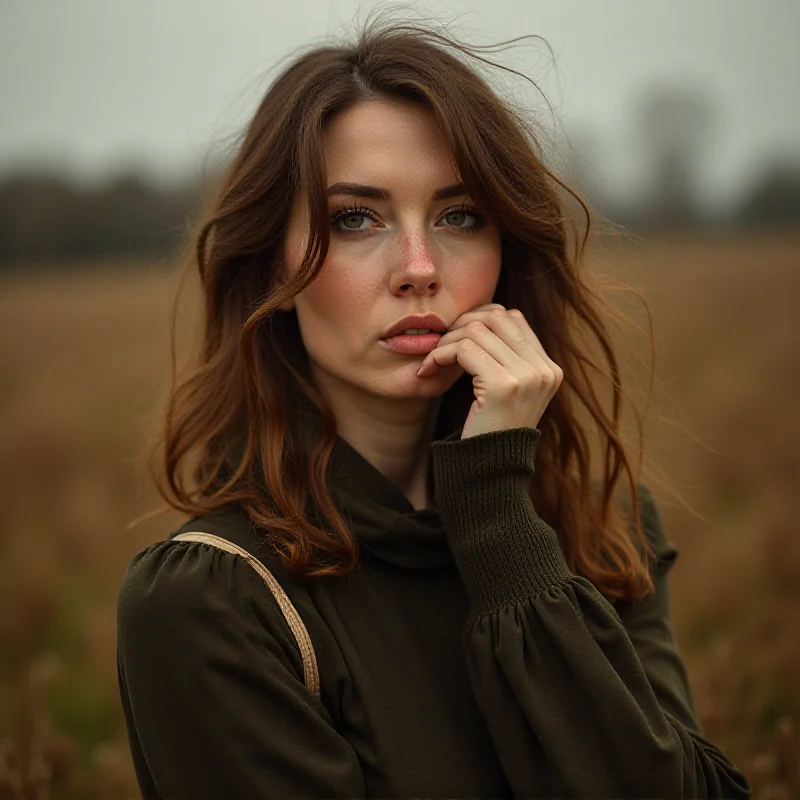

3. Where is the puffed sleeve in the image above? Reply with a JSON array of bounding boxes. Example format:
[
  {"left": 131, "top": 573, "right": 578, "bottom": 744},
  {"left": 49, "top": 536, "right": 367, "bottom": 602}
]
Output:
[
  {"left": 431, "top": 427, "right": 750, "bottom": 800},
  {"left": 116, "top": 540, "right": 365, "bottom": 800}
]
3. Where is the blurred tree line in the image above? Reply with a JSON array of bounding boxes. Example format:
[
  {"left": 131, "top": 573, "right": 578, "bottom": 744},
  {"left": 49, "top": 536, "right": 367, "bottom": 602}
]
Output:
[
  {"left": 1, "top": 84, "right": 799, "bottom": 268},
  {"left": 564, "top": 82, "right": 800, "bottom": 236},
  {"left": 3, "top": 160, "right": 797, "bottom": 268},
  {"left": 0, "top": 173, "right": 203, "bottom": 267}
]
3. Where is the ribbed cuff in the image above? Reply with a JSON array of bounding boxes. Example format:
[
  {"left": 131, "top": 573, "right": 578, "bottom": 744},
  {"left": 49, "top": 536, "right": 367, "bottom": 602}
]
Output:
[{"left": 431, "top": 427, "right": 571, "bottom": 615}]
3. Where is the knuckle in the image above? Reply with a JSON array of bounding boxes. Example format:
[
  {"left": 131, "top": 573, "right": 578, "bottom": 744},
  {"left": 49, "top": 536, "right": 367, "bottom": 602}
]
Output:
[
  {"left": 520, "top": 369, "right": 538, "bottom": 390},
  {"left": 543, "top": 370, "right": 559, "bottom": 388},
  {"left": 467, "top": 320, "right": 485, "bottom": 334}
]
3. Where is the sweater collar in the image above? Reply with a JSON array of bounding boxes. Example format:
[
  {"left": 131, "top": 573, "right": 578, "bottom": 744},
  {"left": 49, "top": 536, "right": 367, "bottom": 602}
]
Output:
[{"left": 324, "top": 427, "right": 463, "bottom": 570}]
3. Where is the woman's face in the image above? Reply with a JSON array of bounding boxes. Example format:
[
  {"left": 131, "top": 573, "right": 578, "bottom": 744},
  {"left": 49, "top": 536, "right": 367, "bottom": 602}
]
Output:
[{"left": 280, "top": 98, "right": 502, "bottom": 404}]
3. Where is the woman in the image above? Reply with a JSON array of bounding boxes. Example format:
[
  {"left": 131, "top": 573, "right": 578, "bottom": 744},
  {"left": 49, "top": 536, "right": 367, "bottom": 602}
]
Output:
[{"left": 117, "top": 13, "right": 751, "bottom": 800}]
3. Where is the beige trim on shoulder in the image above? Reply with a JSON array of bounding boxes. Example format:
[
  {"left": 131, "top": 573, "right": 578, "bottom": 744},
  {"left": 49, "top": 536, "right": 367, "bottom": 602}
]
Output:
[{"left": 172, "top": 531, "right": 321, "bottom": 700}]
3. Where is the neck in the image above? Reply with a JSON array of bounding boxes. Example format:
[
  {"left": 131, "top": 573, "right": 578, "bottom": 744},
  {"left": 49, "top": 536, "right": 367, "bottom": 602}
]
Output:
[
  {"left": 313, "top": 372, "right": 443, "bottom": 511},
  {"left": 339, "top": 407, "right": 441, "bottom": 511}
]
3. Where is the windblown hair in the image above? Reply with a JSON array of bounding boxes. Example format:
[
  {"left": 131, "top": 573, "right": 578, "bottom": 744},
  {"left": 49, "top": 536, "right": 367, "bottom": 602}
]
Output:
[{"left": 146, "top": 11, "right": 670, "bottom": 601}]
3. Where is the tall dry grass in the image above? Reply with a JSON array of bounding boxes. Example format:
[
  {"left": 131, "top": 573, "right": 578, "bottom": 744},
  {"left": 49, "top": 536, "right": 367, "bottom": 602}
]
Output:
[{"left": 0, "top": 234, "right": 798, "bottom": 798}]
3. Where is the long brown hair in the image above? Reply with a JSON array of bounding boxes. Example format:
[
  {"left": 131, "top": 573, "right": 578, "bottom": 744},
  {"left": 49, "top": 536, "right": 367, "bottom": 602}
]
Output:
[{"left": 144, "top": 10, "right": 671, "bottom": 601}]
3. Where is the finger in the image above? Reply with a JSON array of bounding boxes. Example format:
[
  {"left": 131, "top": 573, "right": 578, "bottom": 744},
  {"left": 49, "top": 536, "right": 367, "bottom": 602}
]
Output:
[
  {"left": 422, "top": 320, "right": 541, "bottom": 378},
  {"left": 417, "top": 337, "right": 510, "bottom": 385},
  {"left": 446, "top": 304, "right": 507, "bottom": 332},
  {"left": 439, "top": 309, "right": 533, "bottom": 364},
  {"left": 505, "top": 308, "right": 557, "bottom": 368},
  {"left": 463, "top": 306, "right": 559, "bottom": 374},
  {"left": 446, "top": 306, "right": 562, "bottom": 381}
]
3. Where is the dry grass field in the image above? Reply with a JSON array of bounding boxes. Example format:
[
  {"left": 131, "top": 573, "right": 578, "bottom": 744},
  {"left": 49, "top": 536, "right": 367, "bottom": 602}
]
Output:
[{"left": 0, "top": 233, "right": 798, "bottom": 798}]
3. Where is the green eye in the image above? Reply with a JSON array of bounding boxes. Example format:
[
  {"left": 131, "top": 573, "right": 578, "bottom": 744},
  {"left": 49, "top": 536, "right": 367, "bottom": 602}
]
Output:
[
  {"left": 445, "top": 211, "right": 467, "bottom": 226},
  {"left": 330, "top": 205, "right": 375, "bottom": 235},
  {"left": 342, "top": 214, "right": 366, "bottom": 229},
  {"left": 441, "top": 206, "right": 485, "bottom": 233},
  {"left": 329, "top": 203, "right": 486, "bottom": 236}
]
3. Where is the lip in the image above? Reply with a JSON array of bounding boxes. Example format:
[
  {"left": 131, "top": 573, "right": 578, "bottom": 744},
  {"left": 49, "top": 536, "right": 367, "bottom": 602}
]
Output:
[
  {"left": 381, "top": 313, "right": 448, "bottom": 340},
  {"left": 380, "top": 332, "right": 442, "bottom": 355}
]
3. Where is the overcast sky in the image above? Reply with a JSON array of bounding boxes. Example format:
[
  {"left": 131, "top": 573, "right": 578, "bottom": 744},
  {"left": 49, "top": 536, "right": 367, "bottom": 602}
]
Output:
[{"left": 2, "top": 0, "right": 798, "bottom": 209}]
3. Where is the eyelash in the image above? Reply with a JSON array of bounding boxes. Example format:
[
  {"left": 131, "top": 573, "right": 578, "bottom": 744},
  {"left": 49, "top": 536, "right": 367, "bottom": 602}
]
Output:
[{"left": 329, "top": 203, "right": 487, "bottom": 237}]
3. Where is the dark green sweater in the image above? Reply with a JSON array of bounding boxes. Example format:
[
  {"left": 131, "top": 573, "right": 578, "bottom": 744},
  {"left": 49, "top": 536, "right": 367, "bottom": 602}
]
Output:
[{"left": 117, "top": 426, "right": 750, "bottom": 799}]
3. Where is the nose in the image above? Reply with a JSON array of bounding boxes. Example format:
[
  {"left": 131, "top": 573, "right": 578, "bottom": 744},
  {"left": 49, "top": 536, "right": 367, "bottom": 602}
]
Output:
[{"left": 390, "top": 231, "right": 441, "bottom": 296}]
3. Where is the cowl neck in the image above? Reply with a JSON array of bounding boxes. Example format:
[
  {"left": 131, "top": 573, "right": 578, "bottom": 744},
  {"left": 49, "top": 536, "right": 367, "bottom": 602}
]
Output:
[{"left": 324, "top": 427, "right": 463, "bottom": 570}]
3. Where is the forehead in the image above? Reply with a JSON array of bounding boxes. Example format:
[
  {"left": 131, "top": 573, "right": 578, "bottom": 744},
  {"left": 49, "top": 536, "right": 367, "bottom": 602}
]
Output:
[{"left": 321, "top": 99, "right": 457, "bottom": 184}]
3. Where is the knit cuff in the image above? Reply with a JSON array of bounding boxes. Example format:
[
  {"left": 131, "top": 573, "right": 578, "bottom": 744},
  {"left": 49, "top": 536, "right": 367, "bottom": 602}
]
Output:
[{"left": 431, "top": 427, "right": 571, "bottom": 615}]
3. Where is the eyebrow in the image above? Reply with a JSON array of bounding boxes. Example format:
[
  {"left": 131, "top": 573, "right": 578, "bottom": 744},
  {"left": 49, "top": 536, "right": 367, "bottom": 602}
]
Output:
[{"left": 326, "top": 181, "right": 469, "bottom": 202}]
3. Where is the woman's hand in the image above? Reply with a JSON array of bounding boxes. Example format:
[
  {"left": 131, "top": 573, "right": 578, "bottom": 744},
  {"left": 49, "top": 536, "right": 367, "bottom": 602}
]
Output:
[{"left": 416, "top": 303, "right": 563, "bottom": 440}]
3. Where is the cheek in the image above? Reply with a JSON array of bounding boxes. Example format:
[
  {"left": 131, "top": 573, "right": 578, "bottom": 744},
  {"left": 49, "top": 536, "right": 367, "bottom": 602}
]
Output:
[
  {"left": 453, "top": 246, "right": 502, "bottom": 302},
  {"left": 298, "top": 260, "right": 375, "bottom": 331}
]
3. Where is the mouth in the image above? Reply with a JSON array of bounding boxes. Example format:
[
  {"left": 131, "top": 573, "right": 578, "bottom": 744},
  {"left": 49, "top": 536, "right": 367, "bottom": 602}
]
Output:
[
  {"left": 381, "top": 329, "right": 443, "bottom": 338},
  {"left": 382, "top": 314, "right": 448, "bottom": 340},
  {"left": 380, "top": 331, "right": 443, "bottom": 355}
]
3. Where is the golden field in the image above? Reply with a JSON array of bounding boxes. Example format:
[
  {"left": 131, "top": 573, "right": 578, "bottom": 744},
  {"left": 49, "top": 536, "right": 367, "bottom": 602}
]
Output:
[{"left": 0, "top": 233, "right": 798, "bottom": 798}]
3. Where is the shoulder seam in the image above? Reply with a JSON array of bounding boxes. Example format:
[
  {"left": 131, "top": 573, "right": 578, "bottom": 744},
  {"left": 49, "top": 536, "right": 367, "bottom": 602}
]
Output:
[{"left": 172, "top": 532, "right": 321, "bottom": 700}]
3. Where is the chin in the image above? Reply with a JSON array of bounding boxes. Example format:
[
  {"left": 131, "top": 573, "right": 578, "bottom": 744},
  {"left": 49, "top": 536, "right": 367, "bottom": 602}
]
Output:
[{"left": 364, "top": 373, "right": 444, "bottom": 401}]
